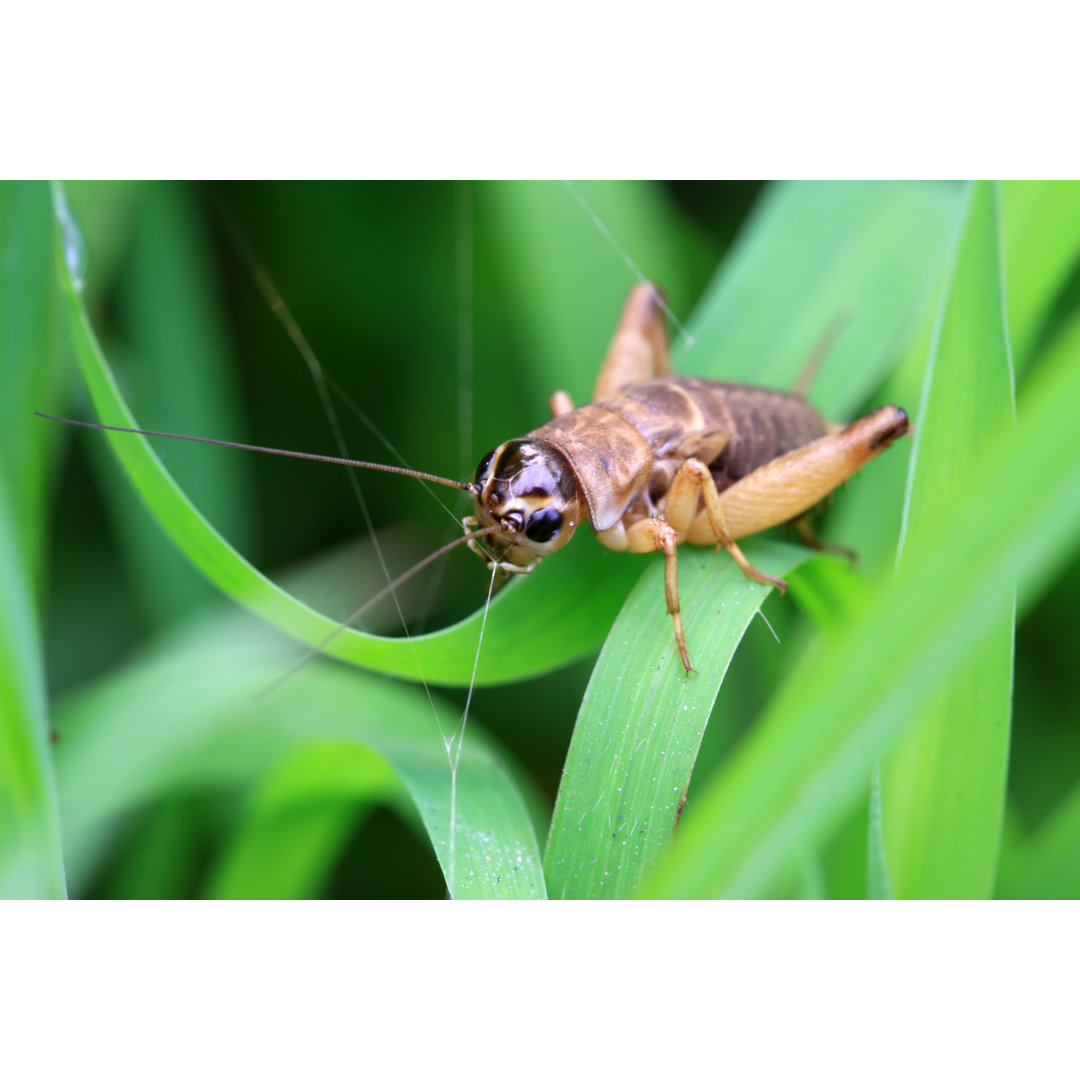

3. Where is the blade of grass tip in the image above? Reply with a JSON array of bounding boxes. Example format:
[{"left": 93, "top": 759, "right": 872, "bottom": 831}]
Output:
[
  {"left": 544, "top": 539, "right": 813, "bottom": 899},
  {"left": 639, "top": 324, "right": 1080, "bottom": 899},
  {"left": 48, "top": 181, "right": 638, "bottom": 687},
  {"left": 883, "top": 181, "right": 1016, "bottom": 900},
  {"left": 0, "top": 475, "right": 66, "bottom": 897}
]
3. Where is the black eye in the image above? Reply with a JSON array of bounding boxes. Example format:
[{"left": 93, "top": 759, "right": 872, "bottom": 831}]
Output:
[
  {"left": 525, "top": 506, "right": 563, "bottom": 543},
  {"left": 474, "top": 449, "right": 495, "bottom": 487}
]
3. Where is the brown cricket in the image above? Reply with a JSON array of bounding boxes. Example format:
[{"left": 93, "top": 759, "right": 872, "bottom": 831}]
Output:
[
  {"left": 463, "top": 283, "right": 909, "bottom": 671},
  {"left": 39, "top": 282, "right": 909, "bottom": 673}
]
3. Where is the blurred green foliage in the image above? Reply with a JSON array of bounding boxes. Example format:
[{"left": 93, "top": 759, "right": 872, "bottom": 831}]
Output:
[{"left": 2, "top": 180, "right": 1078, "bottom": 898}]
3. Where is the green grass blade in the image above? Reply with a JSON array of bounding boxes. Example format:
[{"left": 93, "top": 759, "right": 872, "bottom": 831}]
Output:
[
  {"left": 0, "top": 181, "right": 67, "bottom": 898},
  {"left": 545, "top": 540, "right": 812, "bottom": 899},
  {"left": 0, "top": 476, "right": 67, "bottom": 897},
  {"left": 883, "top": 182, "right": 1016, "bottom": 899},
  {"left": 640, "top": 325, "right": 1080, "bottom": 898},
  {"left": 55, "top": 617, "right": 546, "bottom": 899},
  {"left": 1001, "top": 181, "right": 1080, "bottom": 372},
  {"left": 206, "top": 743, "right": 401, "bottom": 899}
]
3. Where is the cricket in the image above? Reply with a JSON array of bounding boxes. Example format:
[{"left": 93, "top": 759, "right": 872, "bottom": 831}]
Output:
[{"left": 39, "top": 281, "right": 909, "bottom": 673}]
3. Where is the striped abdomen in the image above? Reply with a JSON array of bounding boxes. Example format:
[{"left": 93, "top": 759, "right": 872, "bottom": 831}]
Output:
[{"left": 603, "top": 377, "right": 829, "bottom": 494}]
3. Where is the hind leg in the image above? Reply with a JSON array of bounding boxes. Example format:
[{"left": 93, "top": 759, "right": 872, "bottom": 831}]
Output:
[{"left": 591, "top": 282, "right": 671, "bottom": 400}]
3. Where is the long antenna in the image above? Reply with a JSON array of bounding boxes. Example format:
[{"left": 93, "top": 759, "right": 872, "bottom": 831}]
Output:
[
  {"left": 252, "top": 521, "right": 511, "bottom": 702},
  {"left": 34, "top": 413, "right": 476, "bottom": 493}
]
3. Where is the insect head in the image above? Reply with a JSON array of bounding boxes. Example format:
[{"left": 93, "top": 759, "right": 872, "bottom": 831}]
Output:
[{"left": 464, "top": 439, "right": 583, "bottom": 573}]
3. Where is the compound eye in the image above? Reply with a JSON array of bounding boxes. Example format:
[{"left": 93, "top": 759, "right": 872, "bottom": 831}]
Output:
[
  {"left": 473, "top": 449, "right": 496, "bottom": 487},
  {"left": 525, "top": 506, "right": 563, "bottom": 543},
  {"left": 503, "top": 509, "right": 525, "bottom": 532}
]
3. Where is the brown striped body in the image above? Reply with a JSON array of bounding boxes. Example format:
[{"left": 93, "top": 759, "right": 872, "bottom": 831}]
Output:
[{"left": 528, "top": 376, "right": 829, "bottom": 542}]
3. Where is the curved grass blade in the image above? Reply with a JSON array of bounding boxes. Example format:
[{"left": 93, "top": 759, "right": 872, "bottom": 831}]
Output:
[
  {"left": 545, "top": 540, "right": 812, "bottom": 899},
  {"left": 883, "top": 181, "right": 1016, "bottom": 899},
  {"left": 51, "top": 181, "right": 641, "bottom": 687},
  {"left": 55, "top": 616, "right": 546, "bottom": 899},
  {"left": 640, "top": 329, "right": 1080, "bottom": 899}
]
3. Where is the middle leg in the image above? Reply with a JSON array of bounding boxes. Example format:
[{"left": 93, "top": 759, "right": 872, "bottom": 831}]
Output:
[{"left": 663, "top": 458, "right": 788, "bottom": 593}]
